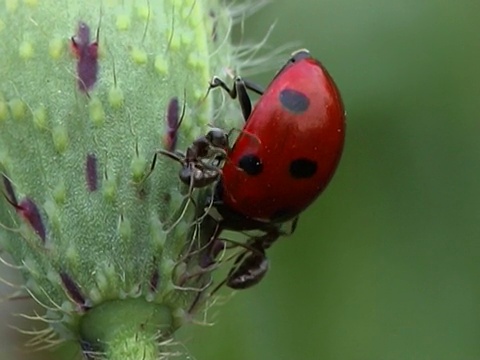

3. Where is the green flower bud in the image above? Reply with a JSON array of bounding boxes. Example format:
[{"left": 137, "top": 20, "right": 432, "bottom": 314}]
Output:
[{"left": 0, "top": 0, "right": 249, "bottom": 358}]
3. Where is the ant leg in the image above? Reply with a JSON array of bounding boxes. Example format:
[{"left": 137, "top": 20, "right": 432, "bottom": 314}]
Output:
[
  {"left": 163, "top": 164, "right": 199, "bottom": 233},
  {"left": 209, "top": 76, "right": 263, "bottom": 121},
  {"left": 242, "top": 79, "right": 264, "bottom": 96},
  {"left": 140, "top": 149, "right": 185, "bottom": 185},
  {"left": 192, "top": 183, "right": 218, "bottom": 226},
  {"left": 226, "top": 128, "right": 261, "bottom": 148}
]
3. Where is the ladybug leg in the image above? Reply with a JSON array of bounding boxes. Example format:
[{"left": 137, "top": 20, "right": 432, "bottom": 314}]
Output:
[
  {"left": 192, "top": 180, "right": 220, "bottom": 226},
  {"left": 250, "top": 226, "right": 281, "bottom": 251},
  {"left": 174, "top": 218, "right": 221, "bottom": 271},
  {"left": 283, "top": 216, "right": 299, "bottom": 237}
]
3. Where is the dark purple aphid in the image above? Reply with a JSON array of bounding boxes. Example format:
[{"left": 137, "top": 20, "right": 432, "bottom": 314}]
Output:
[
  {"left": 2, "top": 176, "right": 46, "bottom": 243},
  {"left": 163, "top": 97, "right": 185, "bottom": 152},
  {"left": 85, "top": 153, "right": 98, "bottom": 191},
  {"left": 71, "top": 21, "right": 99, "bottom": 92},
  {"left": 17, "top": 199, "right": 46, "bottom": 243},
  {"left": 60, "top": 271, "right": 89, "bottom": 310},
  {"left": 149, "top": 267, "right": 159, "bottom": 292}
]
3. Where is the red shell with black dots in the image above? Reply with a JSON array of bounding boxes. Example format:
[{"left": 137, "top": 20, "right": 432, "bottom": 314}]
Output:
[{"left": 218, "top": 50, "right": 346, "bottom": 224}]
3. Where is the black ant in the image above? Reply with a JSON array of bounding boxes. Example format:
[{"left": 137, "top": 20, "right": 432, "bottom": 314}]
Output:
[
  {"left": 151, "top": 127, "right": 229, "bottom": 190},
  {"left": 208, "top": 217, "right": 298, "bottom": 292}
]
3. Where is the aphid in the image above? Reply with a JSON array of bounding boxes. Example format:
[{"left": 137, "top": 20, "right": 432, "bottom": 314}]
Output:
[
  {"left": 71, "top": 21, "right": 100, "bottom": 92},
  {"left": 85, "top": 153, "right": 98, "bottom": 191},
  {"left": 2, "top": 174, "right": 46, "bottom": 243},
  {"left": 60, "top": 271, "right": 89, "bottom": 310},
  {"left": 163, "top": 97, "right": 182, "bottom": 152}
]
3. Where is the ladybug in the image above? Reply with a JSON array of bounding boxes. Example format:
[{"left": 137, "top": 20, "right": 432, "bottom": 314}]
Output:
[{"left": 209, "top": 48, "right": 345, "bottom": 230}]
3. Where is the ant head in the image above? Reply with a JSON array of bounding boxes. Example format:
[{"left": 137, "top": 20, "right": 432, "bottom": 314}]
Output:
[{"left": 205, "top": 128, "right": 229, "bottom": 149}]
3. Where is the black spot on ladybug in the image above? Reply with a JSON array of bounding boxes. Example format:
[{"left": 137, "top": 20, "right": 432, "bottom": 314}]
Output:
[
  {"left": 289, "top": 158, "right": 317, "bottom": 179},
  {"left": 279, "top": 89, "right": 309, "bottom": 114},
  {"left": 238, "top": 154, "right": 263, "bottom": 176}
]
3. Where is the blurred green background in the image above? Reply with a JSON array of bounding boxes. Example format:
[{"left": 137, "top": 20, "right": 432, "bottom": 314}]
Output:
[
  {"left": 2, "top": 0, "right": 480, "bottom": 359},
  {"left": 185, "top": 0, "right": 480, "bottom": 359}
]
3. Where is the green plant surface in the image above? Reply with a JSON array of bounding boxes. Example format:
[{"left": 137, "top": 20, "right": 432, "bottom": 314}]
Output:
[{"left": 0, "top": 0, "right": 242, "bottom": 358}]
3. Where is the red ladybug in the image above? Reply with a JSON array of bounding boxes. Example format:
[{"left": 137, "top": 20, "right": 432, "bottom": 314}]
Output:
[{"left": 210, "top": 49, "right": 346, "bottom": 231}]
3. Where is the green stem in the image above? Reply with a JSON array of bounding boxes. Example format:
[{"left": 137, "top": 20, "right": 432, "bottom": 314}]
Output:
[{"left": 79, "top": 299, "right": 174, "bottom": 359}]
